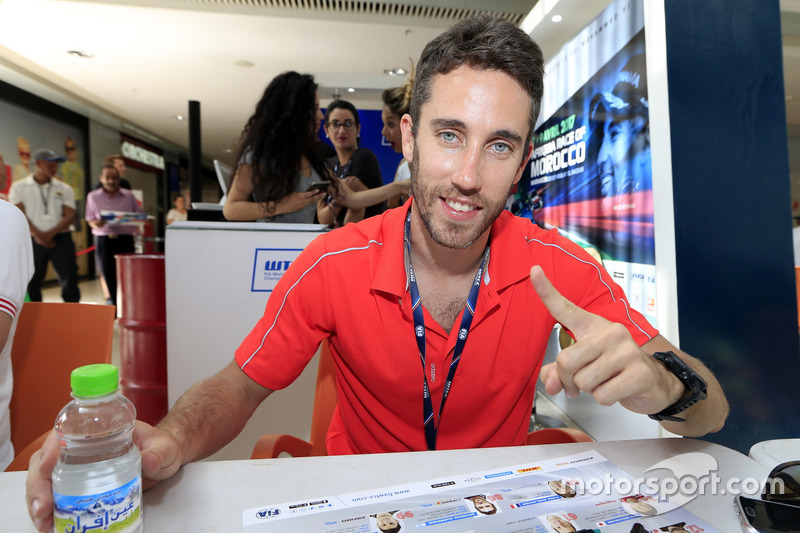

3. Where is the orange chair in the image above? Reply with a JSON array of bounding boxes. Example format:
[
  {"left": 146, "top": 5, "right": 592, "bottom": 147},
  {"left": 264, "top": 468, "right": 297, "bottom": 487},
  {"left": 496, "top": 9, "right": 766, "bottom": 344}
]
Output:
[
  {"left": 5, "top": 431, "right": 50, "bottom": 472},
  {"left": 525, "top": 427, "right": 592, "bottom": 445},
  {"left": 251, "top": 340, "right": 337, "bottom": 459},
  {"left": 251, "top": 341, "right": 591, "bottom": 459},
  {"left": 9, "top": 302, "right": 115, "bottom": 456}
]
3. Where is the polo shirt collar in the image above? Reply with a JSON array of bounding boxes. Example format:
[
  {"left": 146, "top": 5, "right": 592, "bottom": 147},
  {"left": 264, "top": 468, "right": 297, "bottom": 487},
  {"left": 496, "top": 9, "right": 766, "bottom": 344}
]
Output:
[
  {"left": 371, "top": 202, "right": 411, "bottom": 298},
  {"left": 483, "top": 211, "right": 540, "bottom": 292}
]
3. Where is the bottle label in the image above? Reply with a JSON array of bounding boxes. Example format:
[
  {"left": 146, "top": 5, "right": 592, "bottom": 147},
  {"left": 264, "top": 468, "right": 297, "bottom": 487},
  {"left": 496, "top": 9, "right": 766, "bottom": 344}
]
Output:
[{"left": 53, "top": 475, "right": 142, "bottom": 533}]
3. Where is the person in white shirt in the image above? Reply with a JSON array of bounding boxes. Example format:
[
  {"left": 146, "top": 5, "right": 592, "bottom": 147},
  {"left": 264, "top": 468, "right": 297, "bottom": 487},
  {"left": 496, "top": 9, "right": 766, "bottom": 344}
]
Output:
[
  {"left": 0, "top": 199, "right": 35, "bottom": 470},
  {"left": 8, "top": 148, "right": 80, "bottom": 302},
  {"left": 166, "top": 193, "right": 188, "bottom": 225}
]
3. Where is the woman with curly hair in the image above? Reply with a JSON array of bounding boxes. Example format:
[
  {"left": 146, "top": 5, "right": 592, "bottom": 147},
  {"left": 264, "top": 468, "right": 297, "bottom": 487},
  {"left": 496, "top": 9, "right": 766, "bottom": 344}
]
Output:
[
  {"left": 223, "top": 71, "right": 407, "bottom": 223},
  {"left": 381, "top": 67, "right": 414, "bottom": 208}
]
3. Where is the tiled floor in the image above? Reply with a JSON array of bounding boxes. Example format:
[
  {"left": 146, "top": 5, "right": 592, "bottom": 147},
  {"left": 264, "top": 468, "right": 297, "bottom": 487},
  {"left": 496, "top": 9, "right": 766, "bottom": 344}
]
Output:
[{"left": 39, "top": 277, "right": 581, "bottom": 435}]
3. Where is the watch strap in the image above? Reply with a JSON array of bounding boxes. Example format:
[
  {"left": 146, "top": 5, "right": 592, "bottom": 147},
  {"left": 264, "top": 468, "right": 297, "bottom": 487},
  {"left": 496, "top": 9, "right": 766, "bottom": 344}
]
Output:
[{"left": 648, "top": 351, "right": 708, "bottom": 422}]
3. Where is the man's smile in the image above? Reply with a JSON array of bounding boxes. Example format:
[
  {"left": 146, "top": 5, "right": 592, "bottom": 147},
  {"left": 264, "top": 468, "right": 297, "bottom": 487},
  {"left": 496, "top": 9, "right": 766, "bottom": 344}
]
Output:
[{"left": 444, "top": 198, "right": 480, "bottom": 213}]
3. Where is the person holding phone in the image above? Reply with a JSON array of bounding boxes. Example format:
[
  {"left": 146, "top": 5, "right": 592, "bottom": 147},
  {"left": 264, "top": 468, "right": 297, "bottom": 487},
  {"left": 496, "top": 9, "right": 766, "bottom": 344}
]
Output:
[
  {"left": 319, "top": 99, "right": 385, "bottom": 227},
  {"left": 223, "top": 72, "right": 407, "bottom": 224}
]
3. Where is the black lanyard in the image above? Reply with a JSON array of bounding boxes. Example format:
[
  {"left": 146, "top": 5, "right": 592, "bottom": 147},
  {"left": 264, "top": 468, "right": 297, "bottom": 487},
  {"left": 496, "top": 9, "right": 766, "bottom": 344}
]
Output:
[
  {"left": 404, "top": 213, "right": 489, "bottom": 450},
  {"left": 333, "top": 152, "right": 354, "bottom": 179}
]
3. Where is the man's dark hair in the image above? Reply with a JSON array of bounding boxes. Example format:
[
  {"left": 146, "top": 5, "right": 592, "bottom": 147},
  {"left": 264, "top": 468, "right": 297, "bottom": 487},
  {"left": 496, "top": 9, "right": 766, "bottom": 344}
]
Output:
[{"left": 409, "top": 15, "right": 544, "bottom": 141}]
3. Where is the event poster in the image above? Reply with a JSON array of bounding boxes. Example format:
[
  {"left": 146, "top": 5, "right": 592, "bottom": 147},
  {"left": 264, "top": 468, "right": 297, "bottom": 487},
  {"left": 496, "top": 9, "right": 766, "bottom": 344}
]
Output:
[
  {"left": 243, "top": 450, "right": 719, "bottom": 532},
  {"left": 510, "top": 0, "right": 657, "bottom": 326}
]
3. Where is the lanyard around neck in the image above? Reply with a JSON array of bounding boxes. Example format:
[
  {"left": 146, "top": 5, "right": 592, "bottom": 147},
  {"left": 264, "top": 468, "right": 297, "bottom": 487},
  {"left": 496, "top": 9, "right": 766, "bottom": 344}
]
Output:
[
  {"left": 403, "top": 213, "right": 489, "bottom": 450},
  {"left": 38, "top": 182, "right": 51, "bottom": 215},
  {"left": 333, "top": 151, "right": 355, "bottom": 179}
]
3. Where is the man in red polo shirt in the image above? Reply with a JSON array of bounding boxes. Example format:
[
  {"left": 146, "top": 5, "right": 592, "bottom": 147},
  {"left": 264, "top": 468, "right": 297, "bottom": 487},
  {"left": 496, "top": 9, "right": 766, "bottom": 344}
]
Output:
[{"left": 26, "top": 16, "right": 728, "bottom": 530}]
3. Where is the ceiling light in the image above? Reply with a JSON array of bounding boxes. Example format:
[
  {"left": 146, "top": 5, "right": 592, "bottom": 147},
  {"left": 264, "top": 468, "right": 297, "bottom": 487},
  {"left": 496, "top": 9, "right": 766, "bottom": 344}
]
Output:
[
  {"left": 384, "top": 68, "right": 407, "bottom": 77},
  {"left": 347, "top": 88, "right": 355, "bottom": 93},
  {"left": 171, "top": 115, "right": 184, "bottom": 121},
  {"left": 551, "top": 15, "right": 563, "bottom": 23},
  {"left": 234, "top": 60, "right": 254, "bottom": 68},
  {"left": 67, "top": 50, "right": 93, "bottom": 58}
]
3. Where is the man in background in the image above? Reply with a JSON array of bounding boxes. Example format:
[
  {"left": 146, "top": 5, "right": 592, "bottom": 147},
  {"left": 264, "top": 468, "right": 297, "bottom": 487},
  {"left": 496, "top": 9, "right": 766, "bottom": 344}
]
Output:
[
  {"left": 0, "top": 198, "right": 34, "bottom": 471},
  {"left": 85, "top": 165, "right": 143, "bottom": 307},
  {"left": 94, "top": 154, "right": 132, "bottom": 190},
  {"left": 8, "top": 148, "right": 80, "bottom": 303}
]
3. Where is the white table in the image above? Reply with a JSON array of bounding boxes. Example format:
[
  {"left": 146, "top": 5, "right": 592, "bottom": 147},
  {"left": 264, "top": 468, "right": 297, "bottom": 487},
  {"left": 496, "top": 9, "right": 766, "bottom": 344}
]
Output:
[{"left": 0, "top": 438, "right": 771, "bottom": 532}]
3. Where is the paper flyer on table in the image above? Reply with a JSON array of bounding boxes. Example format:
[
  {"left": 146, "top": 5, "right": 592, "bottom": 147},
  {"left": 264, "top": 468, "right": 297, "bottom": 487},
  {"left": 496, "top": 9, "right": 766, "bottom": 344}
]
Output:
[{"left": 243, "top": 450, "right": 720, "bottom": 532}]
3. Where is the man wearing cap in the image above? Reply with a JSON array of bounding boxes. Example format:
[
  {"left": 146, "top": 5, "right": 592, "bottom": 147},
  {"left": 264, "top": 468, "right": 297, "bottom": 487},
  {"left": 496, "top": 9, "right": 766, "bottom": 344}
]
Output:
[
  {"left": 8, "top": 148, "right": 80, "bottom": 302},
  {"left": 85, "top": 165, "right": 143, "bottom": 306},
  {"left": 589, "top": 53, "right": 651, "bottom": 220}
]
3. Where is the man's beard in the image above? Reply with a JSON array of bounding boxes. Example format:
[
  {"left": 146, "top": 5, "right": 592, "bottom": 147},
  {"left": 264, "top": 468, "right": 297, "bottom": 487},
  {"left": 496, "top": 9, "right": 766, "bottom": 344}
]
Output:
[{"left": 408, "top": 145, "right": 506, "bottom": 250}]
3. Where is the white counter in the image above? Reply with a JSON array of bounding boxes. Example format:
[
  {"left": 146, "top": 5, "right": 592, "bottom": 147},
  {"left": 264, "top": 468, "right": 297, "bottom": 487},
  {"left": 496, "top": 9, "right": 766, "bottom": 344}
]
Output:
[{"left": 165, "top": 220, "right": 328, "bottom": 461}]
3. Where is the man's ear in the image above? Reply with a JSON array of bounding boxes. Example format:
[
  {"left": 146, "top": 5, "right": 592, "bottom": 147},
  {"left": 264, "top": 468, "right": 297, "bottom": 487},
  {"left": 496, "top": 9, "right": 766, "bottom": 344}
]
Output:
[
  {"left": 513, "top": 141, "right": 534, "bottom": 186},
  {"left": 401, "top": 114, "right": 414, "bottom": 162}
]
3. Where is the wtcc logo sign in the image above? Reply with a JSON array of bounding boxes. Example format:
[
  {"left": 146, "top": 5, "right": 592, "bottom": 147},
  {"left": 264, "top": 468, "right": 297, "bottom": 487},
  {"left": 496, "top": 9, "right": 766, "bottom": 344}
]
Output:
[{"left": 251, "top": 248, "right": 303, "bottom": 292}]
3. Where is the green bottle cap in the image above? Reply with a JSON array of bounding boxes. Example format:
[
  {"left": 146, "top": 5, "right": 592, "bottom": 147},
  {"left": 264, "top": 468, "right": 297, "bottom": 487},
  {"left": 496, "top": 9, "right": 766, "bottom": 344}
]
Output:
[{"left": 71, "top": 364, "right": 119, "bottom": 397}]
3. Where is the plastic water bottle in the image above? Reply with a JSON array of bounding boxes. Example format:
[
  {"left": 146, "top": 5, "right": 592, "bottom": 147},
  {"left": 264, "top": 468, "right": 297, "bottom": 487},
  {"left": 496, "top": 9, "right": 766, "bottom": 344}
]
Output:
[{"left": 51, "top": 364, "right": 143, "bottom": 533}]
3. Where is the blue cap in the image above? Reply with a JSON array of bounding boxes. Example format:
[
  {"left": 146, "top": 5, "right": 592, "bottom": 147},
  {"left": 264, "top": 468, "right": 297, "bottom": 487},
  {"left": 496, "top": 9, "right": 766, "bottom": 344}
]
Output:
[{"left": 33, "top": 148, "right": 66, "bottom": 163}]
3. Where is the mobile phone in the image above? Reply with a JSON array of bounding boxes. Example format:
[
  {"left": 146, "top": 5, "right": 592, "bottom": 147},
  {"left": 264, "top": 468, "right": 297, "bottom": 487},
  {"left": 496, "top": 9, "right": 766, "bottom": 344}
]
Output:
[
  {"left": 734, "top": 495, "right": 800, "bottom": 532},
  {"left": 306, "top": 180, "right": 331, "bottom": 192}
]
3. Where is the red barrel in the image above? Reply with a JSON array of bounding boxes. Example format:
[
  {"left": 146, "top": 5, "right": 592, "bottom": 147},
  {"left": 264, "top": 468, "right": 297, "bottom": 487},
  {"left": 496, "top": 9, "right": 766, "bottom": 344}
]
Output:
[{"left": 117, "top": 253, "right": 168, "bottom": 425}]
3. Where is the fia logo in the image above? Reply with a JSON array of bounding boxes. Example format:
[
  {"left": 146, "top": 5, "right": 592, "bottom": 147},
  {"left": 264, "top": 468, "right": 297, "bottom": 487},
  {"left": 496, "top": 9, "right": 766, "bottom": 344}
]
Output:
[
  {"left": 416, "top": 325, "right": 424, "bottom": 337},
  {"left": 255, "top": 508, "right": 281, "bottom": 519}
]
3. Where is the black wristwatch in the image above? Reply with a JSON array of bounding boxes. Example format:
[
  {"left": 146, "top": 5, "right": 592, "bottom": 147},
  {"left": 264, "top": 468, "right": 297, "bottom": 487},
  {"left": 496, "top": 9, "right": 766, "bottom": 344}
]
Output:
[{"left": 647, "top": 351, "right": 708, "bottom": 422}]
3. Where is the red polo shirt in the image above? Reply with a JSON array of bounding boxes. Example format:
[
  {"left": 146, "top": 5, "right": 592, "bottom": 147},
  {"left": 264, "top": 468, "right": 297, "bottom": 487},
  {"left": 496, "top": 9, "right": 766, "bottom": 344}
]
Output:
[{"left": 235, "top": 202, "right": 658, "bottom": 454}]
